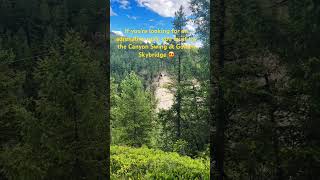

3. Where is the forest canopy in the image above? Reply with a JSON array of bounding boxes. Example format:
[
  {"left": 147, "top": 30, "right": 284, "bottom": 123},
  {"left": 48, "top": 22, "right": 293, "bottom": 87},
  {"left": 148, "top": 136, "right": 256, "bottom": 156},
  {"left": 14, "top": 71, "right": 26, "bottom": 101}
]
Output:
[{"left": 0, "top": 0, "right": 319, "bottom": 179}]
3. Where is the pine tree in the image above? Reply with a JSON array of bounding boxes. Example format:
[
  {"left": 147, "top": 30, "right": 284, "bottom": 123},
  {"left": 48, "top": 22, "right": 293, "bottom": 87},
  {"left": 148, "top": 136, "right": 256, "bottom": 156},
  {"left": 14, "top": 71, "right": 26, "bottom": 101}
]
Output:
[
  {"left": 173, "top": 5, "right": 187, "bottom": 139},
  {"left": 209, "top": 0, "right": 226, "bottom": 179},
  {"left": 0, "top": 49, "right": 38, "bottom": 179},
  {"left": 39, "top": 0, "right": 51, "bottom": 23},
  {"left": 33, "top": 32, "right": 107, "bottom": 179},
  {"left": 113, "top": 72, "right": 154, "bottom": 147}
]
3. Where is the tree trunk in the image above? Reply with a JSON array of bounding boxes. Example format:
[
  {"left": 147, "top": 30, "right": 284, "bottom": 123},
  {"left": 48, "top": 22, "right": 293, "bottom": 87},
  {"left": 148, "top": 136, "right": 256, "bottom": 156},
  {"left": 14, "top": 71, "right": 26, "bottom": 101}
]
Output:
[
  {"left": 72, "top": 100, "right": 83, "bottom": 179},
  {"left": 210, "top": 0, "right": 226, "bottom": 179},
  {"left": 104, "top": 1, "right": 111, "bottom": 179},
  {"left": 176, "top": 52, "right": 182, "bottom": 138},
  {"left": 264, "top": 74, "right": 282, "bottom": 180},
  {"left": 176, "top": 27, "right": 183, "bottom": 139}
]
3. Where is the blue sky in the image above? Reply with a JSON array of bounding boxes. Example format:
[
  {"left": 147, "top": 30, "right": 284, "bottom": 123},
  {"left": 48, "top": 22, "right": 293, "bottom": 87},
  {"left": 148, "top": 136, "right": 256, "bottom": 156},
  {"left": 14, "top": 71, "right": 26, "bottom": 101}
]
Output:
[{"left": 110, "top": 0, "right": 200, "bottom": 45}]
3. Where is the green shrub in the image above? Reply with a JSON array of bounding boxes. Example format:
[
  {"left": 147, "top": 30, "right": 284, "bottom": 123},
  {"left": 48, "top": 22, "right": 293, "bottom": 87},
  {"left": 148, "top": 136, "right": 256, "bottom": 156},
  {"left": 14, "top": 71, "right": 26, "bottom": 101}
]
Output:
[{"left": 111, "top": 146, "right": 209, "bottom": 180}]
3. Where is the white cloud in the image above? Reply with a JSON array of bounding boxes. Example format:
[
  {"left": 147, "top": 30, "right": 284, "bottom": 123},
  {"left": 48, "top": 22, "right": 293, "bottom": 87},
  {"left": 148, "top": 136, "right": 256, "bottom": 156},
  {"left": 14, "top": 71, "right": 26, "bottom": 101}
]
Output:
[
  {"left": 113, "top": 0, "right": 131, "bottom": 9},
  {"left": 185, "top": 20, "right": 196, "bottom": 33},
  {"left": 136, "top": 0, "right": 192, "bottom": 17},
  {"left": 112, "top": 30, "right": 124, "bottom": 36},
  {"left": 110, "top": 7, "right": 117, "bottom": 16},
  {"left": 186, "top": 40, "right": 203, "bottom": 48}
]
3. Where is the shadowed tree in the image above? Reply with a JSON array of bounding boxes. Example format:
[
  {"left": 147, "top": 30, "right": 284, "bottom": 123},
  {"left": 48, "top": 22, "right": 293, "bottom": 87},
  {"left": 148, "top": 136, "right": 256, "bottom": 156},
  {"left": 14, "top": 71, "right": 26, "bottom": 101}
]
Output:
[
  {"left": 105, "top": 0, "right": 111, "bottom": 178},
  {"left": 173, "top": 5, "right": 187, "bottom": 139},
  {"left": 210, "top": 0, "right": 226, "bottom": 179}
]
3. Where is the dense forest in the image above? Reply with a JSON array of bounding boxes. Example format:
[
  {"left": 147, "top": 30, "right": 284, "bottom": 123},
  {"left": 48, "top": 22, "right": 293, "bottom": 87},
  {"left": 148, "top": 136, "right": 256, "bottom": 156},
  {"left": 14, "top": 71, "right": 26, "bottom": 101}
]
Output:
[
  {"left": 111, "top": 0, "right": 320, "bottom": 179},
  {"left": 0, "top": 0, "right": 319, "bottom": 180},
  {"left": 207, "top": 0, "right": 320, "bottom": 179},
  {"left": 0, "top": 0, "right": 109, "bottom": 179},
  {"left": 110, "top": 6, "right": 211, "bottom": 178}
]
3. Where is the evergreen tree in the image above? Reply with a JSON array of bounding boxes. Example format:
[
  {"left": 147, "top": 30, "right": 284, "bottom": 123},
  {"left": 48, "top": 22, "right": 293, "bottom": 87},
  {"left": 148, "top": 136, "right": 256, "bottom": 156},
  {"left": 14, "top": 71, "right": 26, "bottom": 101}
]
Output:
[
  {"left": 209, "top": 0, "right": 226, "bottom": 179},
  {"left": 0, "top": 49, "right": 39, "bottom": 179},
  {"left": 172, "top": 5, "right": 188, "bottom": 139},
  {"left": 33, "top": 32, "right": 107, "bottom": 179},
  {"left": 113, "top": 72, "right": 154, "bottom": 147}
]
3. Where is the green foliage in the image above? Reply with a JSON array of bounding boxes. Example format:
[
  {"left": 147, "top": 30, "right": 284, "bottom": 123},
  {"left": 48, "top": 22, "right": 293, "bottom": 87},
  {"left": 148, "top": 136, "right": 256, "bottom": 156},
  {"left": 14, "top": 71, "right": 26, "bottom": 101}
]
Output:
[
  {"left": 192, "top": 0, "right": 320, "bottom": 179},
  {"left": 28, "top": 32, "right": 107, "bottom": 179},
  {"left": 112, "top": 72, "right": 155, "bottom": 147},
  {"left": 110, "top": 34, "right": 163, "bottom": 88},
  {"left": 0, "top": 0, "right": 318, "bottom": 179},
  {"left": 156, "top": 79, "right": 210, "bottom": 157},
  {"left": 0, "top": 49, "right": 37, "bottom": 179},
  {"left": 111, "top": 145, "right": 209, "bottom": 180},
  {"left": 281, "top": 147, "right": 320, "bottom": 179},
  {"left": 0, "top": 144, "right": 45, "bottom": 179},
  {"left": 173, "top": 5, "right": 187, "bottom": 42},
  {"left": 0, "top": 0, "right": 109, "bottom": 179}
]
